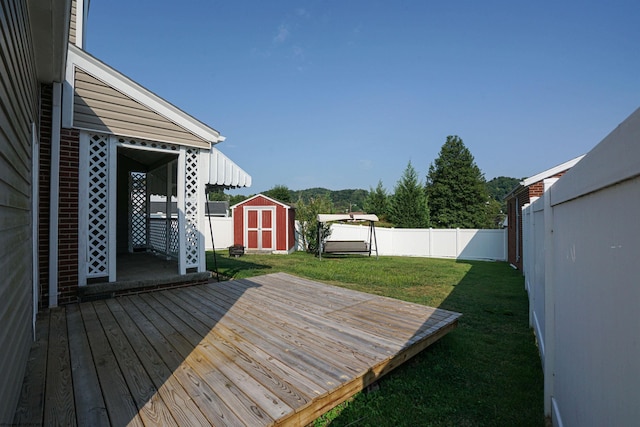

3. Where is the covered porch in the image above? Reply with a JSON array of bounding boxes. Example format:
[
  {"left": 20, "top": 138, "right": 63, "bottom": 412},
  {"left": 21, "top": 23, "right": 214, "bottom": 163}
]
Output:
[{"left": 14, "top": 273, "right": 460, "bottom": 426}]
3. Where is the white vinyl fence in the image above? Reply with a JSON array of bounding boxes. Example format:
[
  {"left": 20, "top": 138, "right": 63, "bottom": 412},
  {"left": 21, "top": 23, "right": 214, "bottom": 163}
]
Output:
[
  {"left": 522, "top": 107, "right": 640, "bottom": 427},
  {"left": 316, "top": 223, "right": 506, "bottom": 261},
  {"left": 203, "top": 217, "right": 234, "bottom": 250},
  {"left": 205, "top": 217, "right": 506, "bottom": 260}
]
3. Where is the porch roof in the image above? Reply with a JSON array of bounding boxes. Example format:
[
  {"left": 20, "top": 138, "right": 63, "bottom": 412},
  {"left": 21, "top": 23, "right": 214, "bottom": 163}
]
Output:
[{"left": 64, "top": 44, "right": 224, "bottom": 148}]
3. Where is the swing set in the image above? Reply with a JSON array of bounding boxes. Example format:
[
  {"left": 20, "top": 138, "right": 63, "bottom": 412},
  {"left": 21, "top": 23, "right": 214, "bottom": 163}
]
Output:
[{"left": 317, "top": 213, "right": 379, "bottom": 260}]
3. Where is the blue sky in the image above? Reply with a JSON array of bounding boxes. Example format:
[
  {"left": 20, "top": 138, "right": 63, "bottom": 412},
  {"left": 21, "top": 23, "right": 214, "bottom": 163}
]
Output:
[{"left": 86, "top": 0, "right": 639, "bottom": 195}]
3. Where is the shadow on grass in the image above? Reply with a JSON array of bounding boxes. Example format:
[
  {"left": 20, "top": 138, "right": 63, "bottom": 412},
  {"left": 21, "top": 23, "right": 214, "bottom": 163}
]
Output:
[
  {"left": 206, "top": 251, "right": 273, "bottom": 278},
  {"left": 322, "top": 260, "right": 544, "bottom": 427}
]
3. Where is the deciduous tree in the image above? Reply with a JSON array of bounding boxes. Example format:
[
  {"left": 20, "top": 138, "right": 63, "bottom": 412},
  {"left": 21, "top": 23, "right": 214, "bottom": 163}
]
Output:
[
  {"left": 295, "top": 195, "right": 333, "bottom": 253},
  {"left": 264, "top": 185, "right": 292, "bottom": 203}
]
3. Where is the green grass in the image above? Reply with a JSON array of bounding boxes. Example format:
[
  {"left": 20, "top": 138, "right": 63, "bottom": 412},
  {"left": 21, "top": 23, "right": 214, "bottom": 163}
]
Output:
[{"left": 206, "top": 251, "right": 544, "bottom": 426}]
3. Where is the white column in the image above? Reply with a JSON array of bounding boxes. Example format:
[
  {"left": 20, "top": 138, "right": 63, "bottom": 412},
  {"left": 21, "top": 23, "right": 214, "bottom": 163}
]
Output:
[
  {"left": 165, "top": 162, "right": 172, "bottom": 259},
  {"left": 108, "top": 135, "right": 117, "bottom": 282},
  {"left": 177, "top": 147, "right": 186, "bottom": 275},
  {"left": 197, "top": 150, "right": 207, "bottom": 272}
]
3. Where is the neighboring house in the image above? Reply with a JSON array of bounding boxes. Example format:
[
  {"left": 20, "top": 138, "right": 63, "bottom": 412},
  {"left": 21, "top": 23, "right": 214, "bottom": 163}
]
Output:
[
  {"left": 504, "top": 155, "right": 584, "bottom": 270},
  {"left": 232, "top": 194, "right": 297, "bottom": 254},
  {"left": 0, "top": 1, "right": 250, "bottom": 422}
]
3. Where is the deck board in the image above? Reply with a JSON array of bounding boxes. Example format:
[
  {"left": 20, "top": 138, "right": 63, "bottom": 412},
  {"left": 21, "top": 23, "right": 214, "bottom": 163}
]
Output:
[
  {"left": 14, "top": 272, "right": 461, "bottom": 426},
  {"left": 44, "top": 308, "right": 76, "bottom": 426},
  {"left": 67, "top": 304, "right": 110, "bottom": 427}
]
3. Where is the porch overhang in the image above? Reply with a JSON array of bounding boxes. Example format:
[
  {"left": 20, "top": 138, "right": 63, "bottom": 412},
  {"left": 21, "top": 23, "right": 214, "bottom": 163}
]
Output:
[{"left": 207, "top": 146, "right": 252, "bottom": 189}]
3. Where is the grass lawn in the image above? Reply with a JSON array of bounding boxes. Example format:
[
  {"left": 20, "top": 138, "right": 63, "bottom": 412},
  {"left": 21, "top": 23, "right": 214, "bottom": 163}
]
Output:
[{"left": 206, "top": 251, "right": 544, "bottom": 426}]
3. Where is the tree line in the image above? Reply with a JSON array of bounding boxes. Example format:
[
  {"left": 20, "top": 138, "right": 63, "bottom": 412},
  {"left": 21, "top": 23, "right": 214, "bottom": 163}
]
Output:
[{"left": 212, "top": 135, "right": 520, "bottom": 250}]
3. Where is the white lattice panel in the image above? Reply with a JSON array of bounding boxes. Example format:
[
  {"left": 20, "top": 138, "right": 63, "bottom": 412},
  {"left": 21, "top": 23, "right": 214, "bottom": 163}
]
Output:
[
  {"left": 87, "top": 134, "right": 109, "bottom": 277},
  {"left": 130, "top": 172, "right": 147, "bottom": 248},
  {"left": 184, "top": 148, "right": 200, "bottom": 267},
  {"left": 118, "top": 137, "right": 180, "bottom": 153},
  {"left": 149, "top": 218, "right": 179, "bottom": 259}
]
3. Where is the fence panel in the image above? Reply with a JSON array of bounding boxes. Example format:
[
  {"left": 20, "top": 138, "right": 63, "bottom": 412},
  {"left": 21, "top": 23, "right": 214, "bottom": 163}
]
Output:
[
  {"left": 322, "top": 223, "right": 506, "bottom": 260},
  {"left": 521, "top": 108, "right": 640, "bottom": 426},
  {"left": 204, "top": 217, "right": 234, "bottom": 250}
]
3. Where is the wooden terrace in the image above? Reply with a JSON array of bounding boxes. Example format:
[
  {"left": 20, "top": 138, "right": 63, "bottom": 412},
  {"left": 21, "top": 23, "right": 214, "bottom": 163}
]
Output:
[{"left": 14, "top": 273, "right": 461, "bottom": 426}]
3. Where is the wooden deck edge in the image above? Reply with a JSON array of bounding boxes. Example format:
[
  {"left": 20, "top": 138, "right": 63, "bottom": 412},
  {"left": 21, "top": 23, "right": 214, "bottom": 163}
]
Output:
[
  {"left": 276, "top": 318, "right": 460, "bottom": 427},
  {"left": 79, "top": 273, "right": 211, "bottom": 301}
]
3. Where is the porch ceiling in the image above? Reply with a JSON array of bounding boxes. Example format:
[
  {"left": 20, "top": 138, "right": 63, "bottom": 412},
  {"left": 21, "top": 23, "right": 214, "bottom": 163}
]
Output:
[{"left": 119, "top": 146, "right": 176, "bottom": 170}]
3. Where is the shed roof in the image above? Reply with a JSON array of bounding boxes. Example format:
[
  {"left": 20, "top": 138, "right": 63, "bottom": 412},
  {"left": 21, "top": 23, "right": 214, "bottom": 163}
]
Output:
[{"left": 231, "top": 194, "right": 294, "bottom": 210}]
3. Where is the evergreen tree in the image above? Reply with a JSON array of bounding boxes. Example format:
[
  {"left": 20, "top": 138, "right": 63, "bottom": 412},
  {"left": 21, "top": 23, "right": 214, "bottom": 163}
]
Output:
[
  {"left": 389, "top": 162, "right": 430, "bottom": 228},
  {"left": 426, "top": 135, "right": 490, "bottom": 228},
  {"left": 363, "top": 180, "right": 389, "bottom": 219}
]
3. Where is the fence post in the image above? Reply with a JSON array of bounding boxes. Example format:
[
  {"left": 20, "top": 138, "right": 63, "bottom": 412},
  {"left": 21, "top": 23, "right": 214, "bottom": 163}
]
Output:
[{"left": 543, "top": 181, "right": 556, "bottom": 417}]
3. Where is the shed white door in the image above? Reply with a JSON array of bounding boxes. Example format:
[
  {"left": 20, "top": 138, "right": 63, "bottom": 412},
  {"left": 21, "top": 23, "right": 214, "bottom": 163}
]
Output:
[{"left": 246, "top": 208, "right": 275, "bottom": 250}]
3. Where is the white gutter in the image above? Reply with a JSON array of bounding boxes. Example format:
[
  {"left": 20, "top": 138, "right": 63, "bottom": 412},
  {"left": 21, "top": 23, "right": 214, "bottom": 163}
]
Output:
[{"left": 49, "top": 82, "right": 62, "bottom": 308}]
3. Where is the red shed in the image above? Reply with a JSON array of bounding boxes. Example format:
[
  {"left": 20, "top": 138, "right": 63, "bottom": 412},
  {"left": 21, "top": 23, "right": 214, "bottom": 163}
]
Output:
[{"left": 231, "top": 194, "right": 296, "bottom": 254}]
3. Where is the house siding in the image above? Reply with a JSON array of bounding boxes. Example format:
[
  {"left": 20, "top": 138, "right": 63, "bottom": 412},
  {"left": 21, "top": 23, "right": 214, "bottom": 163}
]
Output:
[
  {"left": 0, "top": 0, "right": 39, "bottom": 423},
  {"left": 73, "top": 69, "right": 209, "bottom": 148},
  {"left": 69, "top": 0, "right": 77, "bottom": 45}
]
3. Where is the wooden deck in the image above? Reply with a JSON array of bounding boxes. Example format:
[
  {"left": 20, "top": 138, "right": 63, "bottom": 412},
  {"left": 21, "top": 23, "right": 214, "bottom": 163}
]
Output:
[{"left": 13, "top": 272, "right": 461, "bottom": 426}]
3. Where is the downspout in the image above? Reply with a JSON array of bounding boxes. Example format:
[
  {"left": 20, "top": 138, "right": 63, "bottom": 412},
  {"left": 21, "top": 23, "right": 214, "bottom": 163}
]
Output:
[{"left": 49, "top": 82, "right": 62, "bottom": 308}]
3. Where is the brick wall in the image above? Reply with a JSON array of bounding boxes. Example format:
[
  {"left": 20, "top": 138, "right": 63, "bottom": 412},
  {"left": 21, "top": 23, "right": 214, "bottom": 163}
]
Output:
[
  {"left": 38, "top": 84, "right": 52, "bottom": 307},
  {"left": 38, "top": 86, "right": 81, "bottom": 305},
  {"left": 529, "top": 181, "right": 545, "bottom": 198},
  {"left": 506, "top": 171, "right": 571, "bottom": 271},
  {"left": 506, "top": 186, "right": 529, "bottom": 271},
  {"left": 58, "top": 129, "right": 80, "bottom": 304}
]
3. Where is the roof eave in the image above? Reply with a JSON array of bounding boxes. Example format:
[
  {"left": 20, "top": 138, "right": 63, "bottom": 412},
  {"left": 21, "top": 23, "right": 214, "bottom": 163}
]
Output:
[{"left": 27, "top": 0, "right": 71, "bottom": 82}]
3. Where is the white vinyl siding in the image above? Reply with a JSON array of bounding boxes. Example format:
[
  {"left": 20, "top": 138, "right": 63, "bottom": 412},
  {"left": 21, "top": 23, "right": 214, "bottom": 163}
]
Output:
[
  {"left": 73, "top": 69, "right": 210, "bottom": 148},
  {"left": 0, "top": 0, "right": 39, "bottom": 423},
  {"left": 69, "top": 0, "right": 77, "bottom": 45}
]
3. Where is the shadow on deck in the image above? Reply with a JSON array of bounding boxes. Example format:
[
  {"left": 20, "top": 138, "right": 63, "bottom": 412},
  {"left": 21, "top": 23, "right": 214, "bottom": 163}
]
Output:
[
  {"left": 79, "top": 252, "right": 211, "bottom": 301},
  {"left": 14, "top": 272, "right": 460, "bottom": 426}
]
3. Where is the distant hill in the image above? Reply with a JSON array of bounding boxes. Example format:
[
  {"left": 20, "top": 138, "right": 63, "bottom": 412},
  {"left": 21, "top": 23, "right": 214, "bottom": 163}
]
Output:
[
  {"left": 229, "top": 178, "right": 521, "bottom": 215},
  {"left": 486, "top": 176, "right": 521, "bottom": 202}
]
